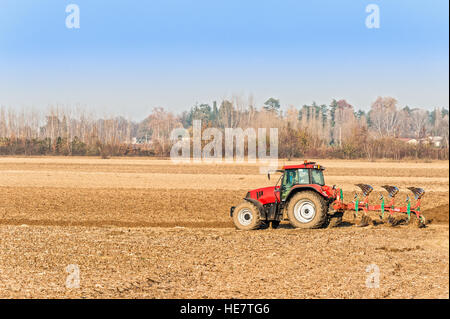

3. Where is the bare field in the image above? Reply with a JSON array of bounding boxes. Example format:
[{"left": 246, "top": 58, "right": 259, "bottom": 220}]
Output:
[{"left": 0, "top": 157, "right": 448, "bottom": 298}]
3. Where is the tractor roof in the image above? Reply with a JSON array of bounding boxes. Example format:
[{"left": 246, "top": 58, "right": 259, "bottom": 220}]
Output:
[{"left": 282, "top": 161, "right": 325, "bottom": 170}]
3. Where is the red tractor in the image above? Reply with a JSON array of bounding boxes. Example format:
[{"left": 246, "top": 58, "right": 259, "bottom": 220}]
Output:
[{"left": 230, "top": 161, "right": 425, "bottom": 230}]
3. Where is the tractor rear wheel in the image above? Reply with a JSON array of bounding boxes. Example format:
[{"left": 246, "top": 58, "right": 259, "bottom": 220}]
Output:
[
  {"left": 287, "top": 191, "right": 328, "bottom": 229},
  {"left": 232, "top": 202, "right": 262, "bottom": 230}
]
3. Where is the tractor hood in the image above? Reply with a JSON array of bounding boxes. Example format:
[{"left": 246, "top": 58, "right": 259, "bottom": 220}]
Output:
[{"left": 246, "top": 186, "right": 280, "bottom": 205}]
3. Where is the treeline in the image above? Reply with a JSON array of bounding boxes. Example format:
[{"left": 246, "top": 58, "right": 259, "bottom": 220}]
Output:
[
  {"left": 0, "top": 97, "right": 448, "bottom": 160},
  {"left": 178, "top": 97, "right": 449, "bottom": 160}
]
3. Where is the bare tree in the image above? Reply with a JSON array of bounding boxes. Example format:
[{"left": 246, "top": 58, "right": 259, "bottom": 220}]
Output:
[
  {"left": 410, "top": 109, "right": 428, "bottom": 139},
  {"left": 369, "top": 97, "right": 400, "bottom": 138}
]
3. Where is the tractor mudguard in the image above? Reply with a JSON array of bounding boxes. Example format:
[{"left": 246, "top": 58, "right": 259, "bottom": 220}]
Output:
[
  {"left": 243, "top": 197, "right": 264, "bottom": 213},
  {"left": 284, "top": 185, "right": 330, "bottom": 203}
]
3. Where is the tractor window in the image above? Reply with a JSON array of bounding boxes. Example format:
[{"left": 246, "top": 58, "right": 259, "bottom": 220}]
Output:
[
  {"left": 297, "top": 169, "right": 309, "bottom": 184},
  {"left": 283, "top": 168, "right": 310, "bottom": 188},
  {"left": 311, "top": 169, "right": 325, "bottom": 186},
  {"left": 284, "top": 170, "right": 298, "bottom": 187}
]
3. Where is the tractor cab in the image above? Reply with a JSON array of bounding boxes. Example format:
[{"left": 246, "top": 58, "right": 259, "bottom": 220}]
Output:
[{"left": 280, "top": 162, "right": 326, "bottom": 200}]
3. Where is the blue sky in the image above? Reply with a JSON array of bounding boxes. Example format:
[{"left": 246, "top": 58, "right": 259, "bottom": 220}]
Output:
[{"left": 0, "top": 0, "right": 448, "bottom": 119}]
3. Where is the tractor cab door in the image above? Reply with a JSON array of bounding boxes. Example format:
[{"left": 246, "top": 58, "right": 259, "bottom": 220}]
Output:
[{"left": 281, "top": 168, "right": 310, "bottom": 201}]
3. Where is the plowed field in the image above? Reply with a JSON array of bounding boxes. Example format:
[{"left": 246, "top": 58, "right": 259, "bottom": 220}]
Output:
[{"left": 0, "top": 157, "right": 448, "bottom": 298}]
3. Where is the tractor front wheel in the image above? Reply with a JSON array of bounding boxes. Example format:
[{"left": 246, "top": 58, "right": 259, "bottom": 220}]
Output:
[
  {"left": 232, "top": 202, "right": 262, "bottom": 230},
  {"left": 287, "top": 191, "right": 328, "bottom": 229}
]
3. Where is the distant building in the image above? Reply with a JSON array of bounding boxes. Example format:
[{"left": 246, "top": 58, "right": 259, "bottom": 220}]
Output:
[
  {"left": 427, "top": 136, "right": 443, "bottom": 147},
  {"left": 413, "top": 136, "right": 443, "bottom": 147},
  {"left": 132, "top": 137, "right": 153, "bottom": 145},
  {"left": 397, "top": 138, "right": 418, "bottom": 145},
  {"left": 397, "top": 136, "right": 443, "bottom": 147}
]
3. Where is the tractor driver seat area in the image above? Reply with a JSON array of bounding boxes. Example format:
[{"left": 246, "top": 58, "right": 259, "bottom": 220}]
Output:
[{"left": 281, "top": 169, "right": 310, "bottom": 200}]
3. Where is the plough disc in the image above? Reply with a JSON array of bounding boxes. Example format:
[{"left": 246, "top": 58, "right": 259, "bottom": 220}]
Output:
[
  {"left": 355, "top": 183, "right": 373, "bottom": 197},
  {"left": 356, "top": 215, "right": 372, "bottom": 227},
  {"left": 381, "top": 185, "right": 399, "bottom": 198},
  {"left": 407, "top": 187, "right": 425, "bottom": 200},
  {"left": 353, "top": 184, "right": 374, "bottom": 227}
]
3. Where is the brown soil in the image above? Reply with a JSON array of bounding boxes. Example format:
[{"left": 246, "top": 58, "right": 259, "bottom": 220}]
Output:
[{"left": 0, "top": 157, "right": 448, "bottom": 298}]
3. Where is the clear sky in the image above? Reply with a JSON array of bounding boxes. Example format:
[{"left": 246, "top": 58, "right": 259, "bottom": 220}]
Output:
[{"left": 0, "top": 0, "right": 448, "bottom": 119}]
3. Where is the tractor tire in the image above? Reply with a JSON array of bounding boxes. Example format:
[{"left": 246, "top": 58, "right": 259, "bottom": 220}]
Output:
[
  {"left": 232, "top": 201, "right": 262, "bottom": 230},
  {"left": 287, "top": 191, "right": 328, "bottom": 229}
]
